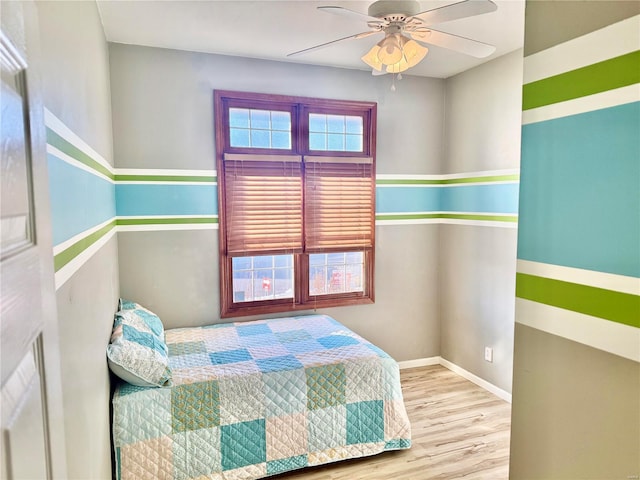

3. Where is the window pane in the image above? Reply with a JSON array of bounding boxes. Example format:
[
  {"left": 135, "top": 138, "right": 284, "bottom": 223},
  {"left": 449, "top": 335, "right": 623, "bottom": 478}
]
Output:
[
  {"left": 309, "top": 252, "right": 364, "bottom": 295},
  {"left": 232, "top": 256, "right": 252, "bottom": 270},
  {"left": 275, "top": 255, "right": 293, "bottom": 267},
  {"left": 309, "top": 114, "right": 326, "bottom": 133},
  {"left": 232, "top": 254, "right": 294, "bottom": 303},
  {"left": 327, "top": 133, "right": 345, "bottom": 151},
  {"left": 229, "top": 108, "right": 292, "bottom": 150},
  {"left": 309, "top": 133, "right": 326, "bottom": 150},
  {"left": 271, "top": 131, "right": 291, "bottom": 149},
  {"left": 326, "top": 252, "right": 345, "bottom": 265},
  {"left": 271, "top": 111, "right": 291, "bottom": 131},
  {"left": 229, "top": 108, "right": 250, "bottom": 128},
  {"left": 308, "top": 113, "right": 363, "bottom": 152},
  {"left": 251, "top": 129, "right": 270, "bottom": 148},
  {"left": 253, "top": 256, "right": 274, "bottom": 269},
  {"left": 250, "top": 109, "right": 270, "bottom": 129},
  {"left": 345, "top": 251, "right": 363, "bottom": 263},
  {"left": 345, "top": 134, "right": 363, "bottom": 152},
  {"left": 230, "top": 128, "right": 250, "bottom": 147},
  {"left": 345, "top": 116, "right": 363, "bottom": 134},
  {"left": 273, "top": 268, "right": 293, "bottom": 299},
  {"left": 326, "top": 115, "right": 345, "bottom": 133},
  {"left": 309, "top": 266, "right": 327, "bottom": 295},
  {"left": 309, "top": 253, "right": 326, "bottom": 266}
]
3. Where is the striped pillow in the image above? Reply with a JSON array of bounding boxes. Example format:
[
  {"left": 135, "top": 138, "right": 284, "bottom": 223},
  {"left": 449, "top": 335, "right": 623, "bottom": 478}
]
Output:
[{"left": 107, "top": 301, "right": 172, "bottom": 387}]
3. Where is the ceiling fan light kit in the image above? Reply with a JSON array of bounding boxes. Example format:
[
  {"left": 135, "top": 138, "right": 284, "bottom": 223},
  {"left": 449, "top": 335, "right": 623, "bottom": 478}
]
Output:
[
  {"left": 362, "top": 34, "right": 428, "bottom": 74},
  {"left": 288, "top": 0, "right": 498, "bottom": 85}
]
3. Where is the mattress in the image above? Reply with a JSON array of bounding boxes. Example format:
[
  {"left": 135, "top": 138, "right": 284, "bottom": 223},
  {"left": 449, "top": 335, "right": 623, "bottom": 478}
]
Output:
[{"left": 112, "top": 314, "right": 411, "bottom": 480}]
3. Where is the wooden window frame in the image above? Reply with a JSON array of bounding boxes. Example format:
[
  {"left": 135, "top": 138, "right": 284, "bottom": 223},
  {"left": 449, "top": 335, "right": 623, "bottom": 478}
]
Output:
[{"left": 215, "top": 90, "right": 376, "bottom": 318}]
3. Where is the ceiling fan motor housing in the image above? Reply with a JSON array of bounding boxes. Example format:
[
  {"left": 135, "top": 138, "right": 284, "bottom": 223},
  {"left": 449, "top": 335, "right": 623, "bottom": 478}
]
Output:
[{"left": 368, "top": 0, "right": 421, "bottom": 20}]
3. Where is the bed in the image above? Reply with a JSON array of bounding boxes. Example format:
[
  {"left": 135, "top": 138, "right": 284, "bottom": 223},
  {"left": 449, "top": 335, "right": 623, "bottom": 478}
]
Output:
[{"left": 111, "top": 314, "right": 411, "bottom": 480}]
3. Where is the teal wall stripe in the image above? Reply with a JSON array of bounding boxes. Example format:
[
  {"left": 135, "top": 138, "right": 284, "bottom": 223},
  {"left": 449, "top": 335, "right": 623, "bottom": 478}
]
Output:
[
  {"left": 48, "top": 154, "right": 116, "bottom": 246},
  {"left": 363, "top": 182, "right": 519, "bottom": 215},
  {"left": 518, "top": 101, "right": 640, "bottom": 278},
  {"left": 115, "top": 184, "right": 218, "bottom": 217},
  {"left": 376, "top": 186, "right": 440, "bottom": 213},
  {"left": 440, "top": 183, "right": 519, "bottom": 214}
]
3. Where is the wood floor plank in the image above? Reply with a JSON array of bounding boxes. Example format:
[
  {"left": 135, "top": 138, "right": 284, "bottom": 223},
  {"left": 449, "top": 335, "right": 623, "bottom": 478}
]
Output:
[{"left": 273, "top": 365, "right": 511, "bottom": 480}]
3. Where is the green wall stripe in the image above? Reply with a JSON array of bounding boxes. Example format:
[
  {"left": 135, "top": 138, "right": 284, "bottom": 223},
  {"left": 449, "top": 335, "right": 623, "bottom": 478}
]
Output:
[
  {"left": 523, "top": 50, "right": 640, "bottom": 111},
  {"left": 53, "top": 220, "right": 116, "bottom": 272},
  {"left": 376, "top": 174, "right": 519, "bottom": 186},
  {"left": 375, "top": 213, "right": 518, "bottom": 222},
  {"left": 116, "top": 217, "right": 218, "bottom": 226},
  {"left": 114, "top": 175, "right": 217, "bottom": 183},
  {"left": 515, "top": 273, "right": 640, "bottom": 328},
  {"left": 46, "top": 128, "right": 114, "bottom": 180},
  {"left": 440, "top": 174, "right": 520, "bottom": 184},
  {"left": 440, "top": 213, "right": 518, "bottom": 222}
]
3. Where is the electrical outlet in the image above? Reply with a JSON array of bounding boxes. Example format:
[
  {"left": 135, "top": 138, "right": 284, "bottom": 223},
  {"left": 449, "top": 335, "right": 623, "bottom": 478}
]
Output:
[{"left": 484, "top": 347, "right": 493, "bottom": 363}]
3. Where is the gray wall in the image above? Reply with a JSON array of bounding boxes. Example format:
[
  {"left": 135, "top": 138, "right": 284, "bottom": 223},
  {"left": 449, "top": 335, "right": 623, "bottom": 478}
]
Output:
[
  {"left": 510, "top": 1, "right": 640, "bottom": 478},
  {"left": 439, "top": 50, "right": 523, "bottom": 393},
  {"left": 110, "top": 44, "right": 445, "bottom": 362},
  {"left": 36, "top": 2, "right": 118, "bottom": 478}
]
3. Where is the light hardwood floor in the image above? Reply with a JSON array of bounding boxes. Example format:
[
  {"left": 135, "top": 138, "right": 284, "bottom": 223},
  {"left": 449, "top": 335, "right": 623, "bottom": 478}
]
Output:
[{"left": 274, "top": 365, "right": 511, "bottom": 480}]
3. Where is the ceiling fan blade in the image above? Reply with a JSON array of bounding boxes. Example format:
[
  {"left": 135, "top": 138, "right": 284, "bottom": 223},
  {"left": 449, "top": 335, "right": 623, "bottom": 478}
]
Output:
[
  {"left": 411, "top": 0, "right": 497, "bottom": 26},
  {"left": 318, "top": 6, "right": 387, "bottom": 25},
  {"left": 410, "top": 29, "right": 495, "bottom": 58},
  {"left": 287, "top": 31, "right": 381, "bottom": 57}
]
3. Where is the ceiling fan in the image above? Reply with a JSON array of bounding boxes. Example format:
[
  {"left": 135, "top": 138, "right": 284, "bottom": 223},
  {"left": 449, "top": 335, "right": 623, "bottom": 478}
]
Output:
[{"left": 288, "top": 0, "right": 497, "bottom": 76}]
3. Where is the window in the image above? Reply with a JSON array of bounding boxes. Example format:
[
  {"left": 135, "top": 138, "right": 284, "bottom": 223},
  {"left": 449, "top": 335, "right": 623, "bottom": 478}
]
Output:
[{"left": 215, "top": 91, "right": 376, "bottom": 317}]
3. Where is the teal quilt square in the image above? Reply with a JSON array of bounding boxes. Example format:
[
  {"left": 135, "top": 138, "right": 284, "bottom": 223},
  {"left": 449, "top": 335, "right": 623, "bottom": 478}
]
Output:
[
  {"left": 221, "top": 419, "right": 266, "bottom": 470},
  {"left": 308, "top": 406, "right": 346, "bottom": 451},
  {"left": 209, "top": 348, "right": 252, "bottom": 365},
  {"left": 266, "top": 455, "right": 308, "bottom": 475},
  {"left": 237, "top": 323, "right": 271, "bottom": 336},
  {"left": 113, "top": 388, "right": 172, "bottom": 444},
  {"left": 346, "top": 400, "right": 384, "bottom": 445},
  {"left": 169, "top": 341, "right": 207, "bottom": 357},
  {"left": 172, "top": 427, "right": 221, "bottom": 480},
  {"left": 317, "top": 334, "right": 360, "bottom": 349},
  {"left": 306, "top": 364, "right": 346, "bottom": 410},
  {"left": 171, "top": 381, "right": 220, "bottom": 433},
  {"left": 264, "top": 369, "right": 307, "bottom": 416},
  {"left": 275, "top": 329, "right": 313, "bottom": 343},
  {"left": 257, "top": 355, "right": 303, "bottom": 373}
]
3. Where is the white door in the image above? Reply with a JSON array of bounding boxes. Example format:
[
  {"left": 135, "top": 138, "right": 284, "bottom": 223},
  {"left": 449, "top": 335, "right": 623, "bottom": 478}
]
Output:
[{"left": 1, "top": 1, "right": 66, "bottom": 478}]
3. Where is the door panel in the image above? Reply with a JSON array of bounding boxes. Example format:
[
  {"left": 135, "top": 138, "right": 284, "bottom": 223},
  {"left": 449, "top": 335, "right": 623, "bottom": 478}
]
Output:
[{"left": 1, "top": 1, "right": 65, "bottom": 478}]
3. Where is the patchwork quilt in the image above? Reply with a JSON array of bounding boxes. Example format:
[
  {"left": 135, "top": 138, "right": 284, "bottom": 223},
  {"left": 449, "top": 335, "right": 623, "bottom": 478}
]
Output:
[{"left": 113, "top": 314, "right": 411, "bottom": 480}]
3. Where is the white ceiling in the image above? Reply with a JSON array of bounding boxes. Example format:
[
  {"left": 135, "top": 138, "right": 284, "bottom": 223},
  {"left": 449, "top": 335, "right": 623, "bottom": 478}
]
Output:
[{"left": 97, "top": 0, "right": 525, "bottom": 78}]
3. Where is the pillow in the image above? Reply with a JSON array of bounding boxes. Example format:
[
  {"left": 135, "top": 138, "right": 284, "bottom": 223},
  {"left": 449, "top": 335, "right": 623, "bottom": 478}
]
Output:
[{"left": 107, "top": 300, "right": 172, "bottom": 387}]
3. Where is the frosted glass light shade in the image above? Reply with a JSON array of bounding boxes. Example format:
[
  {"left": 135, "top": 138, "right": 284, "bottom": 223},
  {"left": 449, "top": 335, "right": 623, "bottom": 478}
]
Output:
[
  {"left": 362, "top": 34, "right": 429, "bottom": 74},
  {"left": 386, "top": 40, "right": 428, "bottom": 73},
  {"left": 376, "top": 34, "right": 404, "bottom": 64},
  {"left": 361, "top": 44, "right": 384, "bottom": 71}
]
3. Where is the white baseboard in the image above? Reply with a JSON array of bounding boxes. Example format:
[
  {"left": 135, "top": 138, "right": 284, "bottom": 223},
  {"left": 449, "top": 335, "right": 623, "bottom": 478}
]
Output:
[
  {"left": 398, "top": 356, "right": 512, "bottom": 404},
  {"left": 397, "top": 357, "right": 441, "bottom": 370}
]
